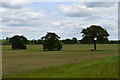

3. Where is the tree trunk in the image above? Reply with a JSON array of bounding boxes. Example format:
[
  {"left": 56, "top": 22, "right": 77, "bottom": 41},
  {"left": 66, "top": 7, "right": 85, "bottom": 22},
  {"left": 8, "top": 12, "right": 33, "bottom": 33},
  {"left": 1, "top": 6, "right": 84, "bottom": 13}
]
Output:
[{"left": 93, "top": 40, "right": 96, "bottom": 50}]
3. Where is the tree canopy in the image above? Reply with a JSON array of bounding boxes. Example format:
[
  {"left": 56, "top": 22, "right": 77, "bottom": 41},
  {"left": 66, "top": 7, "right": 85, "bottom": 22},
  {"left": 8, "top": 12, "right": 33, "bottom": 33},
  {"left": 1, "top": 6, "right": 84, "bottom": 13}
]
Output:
[
  {"left": 9, "top": 35, "right": 28, "bottom": 50},
  {"left": 81, "top": 25, "right": 109, "bottom": 50},
  {"left": 72, "top": 37, "right": 78, "bottom": 44},
  {"left": 62, "top": 37, "right": 78, "bottom": 44},
  {"left": 41, "top": 32, "right": 62, "bottom": 51}
]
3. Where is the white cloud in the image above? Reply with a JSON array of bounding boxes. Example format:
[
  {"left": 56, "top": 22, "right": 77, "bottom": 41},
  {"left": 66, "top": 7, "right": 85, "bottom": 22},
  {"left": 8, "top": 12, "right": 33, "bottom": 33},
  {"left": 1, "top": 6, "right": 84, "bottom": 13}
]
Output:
[
  {"left": 1, "top": 2, "right": 118, "bottom": 40},
  {"left": 59, "top": 2, "right": 117, "bottom": 18},
  {"left": 2, "top": 8, "right": 47, "bottom": 27},
  {"left": 59, "top": 2, "right": 118, "bottom": 40}
]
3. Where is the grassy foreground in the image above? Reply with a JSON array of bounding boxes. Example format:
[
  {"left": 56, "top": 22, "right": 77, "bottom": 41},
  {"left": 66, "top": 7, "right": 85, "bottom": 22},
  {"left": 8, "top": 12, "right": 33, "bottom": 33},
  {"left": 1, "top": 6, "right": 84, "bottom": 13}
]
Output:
[{"left": 2, "top": 44, "right": 118, "bottom": 78}]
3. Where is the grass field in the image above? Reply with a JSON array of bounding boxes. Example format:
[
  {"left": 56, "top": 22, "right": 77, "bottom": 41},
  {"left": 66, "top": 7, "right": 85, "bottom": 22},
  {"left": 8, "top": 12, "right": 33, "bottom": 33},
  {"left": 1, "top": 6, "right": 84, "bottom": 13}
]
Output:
[{"left": 2, "top": 44, "right": 118, "bottom": 78}]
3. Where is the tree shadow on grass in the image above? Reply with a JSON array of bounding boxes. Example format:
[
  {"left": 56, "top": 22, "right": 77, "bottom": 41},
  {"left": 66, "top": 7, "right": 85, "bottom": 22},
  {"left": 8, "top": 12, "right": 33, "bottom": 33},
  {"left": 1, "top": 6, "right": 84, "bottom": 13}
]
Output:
[
  {"left": 97, "top": 50, "right": 116, "bottom": 52},
  {"left": 3, "top": 49, "right": 26, "bottom": 51},
  {"left": 43, "top": 50, "right": 63, "bottom": 51}
]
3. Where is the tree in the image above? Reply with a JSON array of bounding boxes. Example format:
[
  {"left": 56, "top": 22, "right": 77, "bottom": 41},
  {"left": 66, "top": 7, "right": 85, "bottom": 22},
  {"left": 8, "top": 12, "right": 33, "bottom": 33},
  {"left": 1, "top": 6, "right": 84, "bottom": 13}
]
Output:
[
  {"left": 30, "top": 39, "right": 37, "bottom": 44},
  {"left": 37, "top": 39, "right": 43, "bottom": 44},
  {"left": 2, "top": 37, "right": 11, "bottom": 45},
  {"left": 62, "top": 38, "right": 78, "bottom": 44},
  {"left": 72, "top": 37, "right": 78, "bottom": 44},
  {"left": 6, "top": 37, "right": 10, "bottom": 40},
  {"left": 62, "top": 39, "right": 74, "bottom": 44},
  {"left": 9, "top": 35, "right": 28, "bottom": 50},
  {"left": 81, "top": 25, "right": 109, "bottom": 50},
  {"left": 41, "top": 32, "right": 62, "bottom": 51}
]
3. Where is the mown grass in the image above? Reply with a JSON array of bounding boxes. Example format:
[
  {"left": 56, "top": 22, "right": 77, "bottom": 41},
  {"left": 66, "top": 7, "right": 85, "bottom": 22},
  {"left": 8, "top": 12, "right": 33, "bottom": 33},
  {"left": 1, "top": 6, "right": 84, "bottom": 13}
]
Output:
[{"left": 2, "top": 44, "right": 118, "bottom": 78}]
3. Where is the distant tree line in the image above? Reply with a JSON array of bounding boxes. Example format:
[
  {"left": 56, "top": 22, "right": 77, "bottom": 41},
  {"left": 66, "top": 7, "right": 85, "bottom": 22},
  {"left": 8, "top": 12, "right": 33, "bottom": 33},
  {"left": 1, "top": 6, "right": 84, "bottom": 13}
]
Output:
[
  {"left": 2, "top": 37, "right": 120, "bottom": 45},
  {"left": 1, "top": 25, "right": 119, "bottom": 51},
  {"left": 28, "top": 39, "right": 43, "bottom": 44},
  {"left": 62, "top": 37, "right": 78, "bottom": 44},
  {"left": 80, "top": 40, "right": 120, "bottom": 44}
]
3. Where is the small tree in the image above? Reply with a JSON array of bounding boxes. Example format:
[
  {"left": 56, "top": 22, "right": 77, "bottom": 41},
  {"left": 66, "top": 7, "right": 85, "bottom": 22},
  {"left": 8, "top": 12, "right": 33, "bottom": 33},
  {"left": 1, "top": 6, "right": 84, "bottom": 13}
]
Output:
[
  {"left": 9, "top": 35, "right": 28, "bottom": 50},
  {"left": 41, "top": 32, "right": 62, "bottom": 51},
  {"left": 81, "top": 25, "right": 109, "bottom": 51},
  {"left": 72, "top": 37, "right": 78, "bottom": 44}
]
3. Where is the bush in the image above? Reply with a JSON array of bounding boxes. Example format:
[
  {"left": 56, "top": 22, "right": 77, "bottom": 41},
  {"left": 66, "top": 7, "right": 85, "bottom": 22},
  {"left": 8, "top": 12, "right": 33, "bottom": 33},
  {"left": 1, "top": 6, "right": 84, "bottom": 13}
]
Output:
[
  {"left": 11, "top": 42, "right": 26, "bottom": 50},
  {"left": 42, "top": 32, "right": 63, "bottom": 51},
  {"left": 9, "top": 35, "right": 28, "bottom": 50}
]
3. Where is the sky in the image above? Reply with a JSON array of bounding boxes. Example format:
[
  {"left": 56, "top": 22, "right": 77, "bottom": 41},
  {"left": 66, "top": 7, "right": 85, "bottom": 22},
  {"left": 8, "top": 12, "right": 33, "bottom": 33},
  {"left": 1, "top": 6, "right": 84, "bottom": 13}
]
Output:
[{"left": 1, "top": 0, "right": 119, "bottom": 40}]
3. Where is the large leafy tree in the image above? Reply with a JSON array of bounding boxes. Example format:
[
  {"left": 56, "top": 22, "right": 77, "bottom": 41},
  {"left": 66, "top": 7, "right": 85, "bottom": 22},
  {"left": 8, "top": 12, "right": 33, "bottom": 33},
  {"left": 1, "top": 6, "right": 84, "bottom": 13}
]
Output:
[
  {"left": 81, "top": 25, "right": 109, "bottom": 50},
  {"left": 9, "top": 35, "right": 28, "bottom": 50},
  {"left": 41, "top": 32, "right": 62, "bottom": 51}
]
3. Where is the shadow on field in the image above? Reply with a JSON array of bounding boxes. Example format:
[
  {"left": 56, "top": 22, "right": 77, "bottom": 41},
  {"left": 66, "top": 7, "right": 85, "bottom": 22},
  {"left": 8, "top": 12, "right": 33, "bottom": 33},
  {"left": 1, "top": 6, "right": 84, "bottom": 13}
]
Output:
[{"left": 43, "top": 50, "right": 63, "bottom": 51}]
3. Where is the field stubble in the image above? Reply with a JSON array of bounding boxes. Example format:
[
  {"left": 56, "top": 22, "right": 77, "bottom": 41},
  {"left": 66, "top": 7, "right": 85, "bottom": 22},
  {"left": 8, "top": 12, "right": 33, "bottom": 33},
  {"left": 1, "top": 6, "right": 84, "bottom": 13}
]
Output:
[{"left": 2, "top": 44, "right": 118, "bottom": 78}]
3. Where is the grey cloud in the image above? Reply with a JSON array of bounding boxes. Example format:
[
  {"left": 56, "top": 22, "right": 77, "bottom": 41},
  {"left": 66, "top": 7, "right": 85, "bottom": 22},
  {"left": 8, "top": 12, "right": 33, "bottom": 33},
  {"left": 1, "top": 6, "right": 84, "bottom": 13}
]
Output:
[
  {"left": 59, "top": 2, "right": 117, "bottom": 18},
  {"left": 2, "top": 8, "right": 46, "bottom": 27},
  {"left": 1, "top": 1, "right": 32, "bottom": 9},
  {"left": 1, "top": 2, "right": 118, "bottom": 40},
  {"left": 84, "top": 2, "right": 115, "bottom": 8},
  {"left": 8, "top": 23, "right": 33, "bottom": 26},
  {"left": 63, "top": 11, "right": 92, "bottom": 17},
  {"left": 1, "top": 2, "right": 22, "bottom": 9}
]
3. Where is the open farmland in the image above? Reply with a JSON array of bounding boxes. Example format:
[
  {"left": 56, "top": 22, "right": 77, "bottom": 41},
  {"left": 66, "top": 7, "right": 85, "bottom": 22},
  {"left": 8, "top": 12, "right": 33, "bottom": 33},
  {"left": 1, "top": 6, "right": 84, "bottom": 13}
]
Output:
[{"left": 2, "top": 44, "right": 118, "bottom": 78}]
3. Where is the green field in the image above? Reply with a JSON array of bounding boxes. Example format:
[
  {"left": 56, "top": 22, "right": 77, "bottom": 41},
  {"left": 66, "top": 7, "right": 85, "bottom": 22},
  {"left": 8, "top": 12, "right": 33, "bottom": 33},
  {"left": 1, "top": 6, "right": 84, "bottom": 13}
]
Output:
[{"left": 2, "top": 44, "right": 118, "bottom": 78}]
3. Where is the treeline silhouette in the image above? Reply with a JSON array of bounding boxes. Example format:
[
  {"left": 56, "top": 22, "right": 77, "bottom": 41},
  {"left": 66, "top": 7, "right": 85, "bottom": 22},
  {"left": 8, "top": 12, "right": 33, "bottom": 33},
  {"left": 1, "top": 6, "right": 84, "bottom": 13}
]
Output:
[
  {"left": 2, "top": 37, "right": 120, "bottom": 45},
  {"left": 2, "top": 25, "right": 118, "bottom": 50}
]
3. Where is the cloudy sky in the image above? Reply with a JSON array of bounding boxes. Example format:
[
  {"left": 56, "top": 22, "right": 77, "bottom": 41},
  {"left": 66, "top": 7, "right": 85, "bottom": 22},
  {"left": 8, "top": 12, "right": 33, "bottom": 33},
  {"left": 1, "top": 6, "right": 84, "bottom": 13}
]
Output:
[{"left": 1, "top": 0, "right": 118, "bottom": 40}]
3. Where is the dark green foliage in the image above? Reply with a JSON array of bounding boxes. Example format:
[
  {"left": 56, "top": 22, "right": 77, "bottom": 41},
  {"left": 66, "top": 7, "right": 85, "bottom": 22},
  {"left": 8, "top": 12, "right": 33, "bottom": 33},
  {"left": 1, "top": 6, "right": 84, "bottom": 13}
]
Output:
[
  {"left": 41, "top": 32, "right": 62, "bottom": 51},
  {"left": 80, "top": 36, "right": 92, "bottom": 44},
  {"left": 28, "top": 39, "right": 43, "bottom": 44},
  {"left": 2, "top": 37, "right": 11, "bottom": 45},
  {"left": 9, "top": 35, "right": 28, "bottom": 50},
  {"left": 81, "top": 25, "right": 109, "bottom": 50},
  {"left": 109, "top": 40, "right": 120, "bottom": 44},
  {"left": 31, "top": 39, "right": 37, "bottom": 44},
  {"left": 6, "top": 37, "right": 10, "bottom": 40},
  {"left": 72, "top": 37, "right": 78, "bottom": 44},
  {"left": 62, "top": 39, "right": 74, "bottom": 44},
  {"left": 37, "top": 39, "right": 43, "bottom": 44},
  {"left": 80, "top": 37, "right": 109, "bottom": 44},
  {"left": 29, "top": 39, "right": 37, "bottom": 44},
  {"left": 62, "top": 37, "right": 78, "bottom": 44}
]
